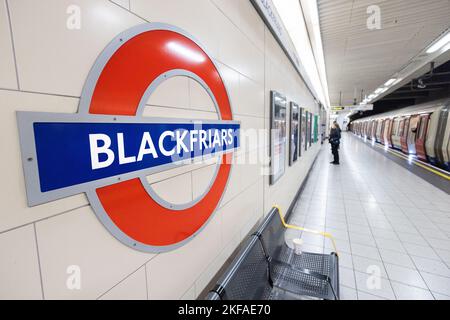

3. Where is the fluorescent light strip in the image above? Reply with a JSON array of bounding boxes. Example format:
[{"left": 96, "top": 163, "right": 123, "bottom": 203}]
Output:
[
  {"left": 273, "top": 0, "right": 328, "bottom": 108},
  {"left": 384, "top": 78, "right": 397, "bottom": 86},
  {"left": 427, "top": 32, "right": 450, "bottom": 54}
]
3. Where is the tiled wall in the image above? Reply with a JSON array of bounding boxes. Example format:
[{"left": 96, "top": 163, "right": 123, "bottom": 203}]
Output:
[{"left": 0, "top": 0, "right": 321, "bottom": 299}]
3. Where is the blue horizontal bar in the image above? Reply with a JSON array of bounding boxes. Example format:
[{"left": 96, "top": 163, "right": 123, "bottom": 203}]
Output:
[{"left": 33, "top": 122, "right": 240, "bottom": 192}]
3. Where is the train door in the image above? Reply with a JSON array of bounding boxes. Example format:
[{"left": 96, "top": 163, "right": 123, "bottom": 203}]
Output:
[
  {"left": 426, "top": 110, "right": 441, "bottom": 165},
  {"left": 391, "top": 118, "right": 400, "bottom": 149},
  {"left": 407, "top": 115, "right": 420, "bottom": 154},
  {"left": 372, "top": 120, "right": 377, "bottom": 140},
  {"left": 415, "top": 114, "right": 430, "bottom": 162},
  {"left": 376, "top": 120, "right": 383, "bottom": 143},
  {"left": 395, "top": 119, "right": 404, "bottom": 150},
  {"left": 435, "top": 104, "right": 450, "bottom": 169},
  {"left": 380, "top": 120, "right": 386, "bottom": 144},
  {"left": 400, "top": 118, "right": 410, "bottom": 153},
  {"left": 384, "top": 119, "right": 392, "bottom": 147}
]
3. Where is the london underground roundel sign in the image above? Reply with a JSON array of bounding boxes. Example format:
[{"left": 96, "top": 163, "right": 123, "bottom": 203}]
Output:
[{"left": 17, "top": 23, "right": 240, "bottom": 253}]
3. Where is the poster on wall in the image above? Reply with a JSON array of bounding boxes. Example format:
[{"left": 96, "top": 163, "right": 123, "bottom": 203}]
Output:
[
  {"left": 309, "top": 112, "right": 313, "bottom": 147},
  {"left": 289, "top": 102, "right": 300, "bottom": 166},
  {"left": 299, "top": 107, "right": 304, "bottom": 158},
  {"left": 314, "top": 115, "right": 319, "bottom": 143},
  {"left": 270, "top": 91, "right": 287, "bottom": 185},
  {"left": 304, "top": 110, "right": 309, "bottom": 151}
]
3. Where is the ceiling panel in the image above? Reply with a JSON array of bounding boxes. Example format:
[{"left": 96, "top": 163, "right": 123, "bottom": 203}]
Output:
[{"left": 318, "top": 0, "right": 450, "bottom": 105}]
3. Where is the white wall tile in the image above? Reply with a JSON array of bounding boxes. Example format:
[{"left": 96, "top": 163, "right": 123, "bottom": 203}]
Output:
[
  {"left": 146, "top": 210, "right": 221, "bottom": 300},
  {"left": 189, "top": 78, "right": 216, "bottom": 112},
  {"left": 212, "top": 0, "right": 265, "bottom": 52},
  {"left": 194, "top": 232, "right": 241, "bottom": 296},
  {"left": 220, "top": 182, "right": 258, "bottom": 243},
  {"left": 110, "top": 0, "right": 130, "bottom": 10},
  {"left": 151, "top": 172, "right": 193, "bottom": 205},
  {"left": 180, "top": 285, "right": 196, "bottom": 300},
  {"left": 216, "top": 62, "right": 239, "bottom": 116},
  {"left": 236, "top": 74, "right": 265, "bottom": 117},
  {"left": 130, "top": 0, "right": 222, "bottom": 58},
  {"left": 0, "top": 225, "right": 42, "bottom": 299},
  {"left": 0, "top": 90, "right": 88, "bottom": 233},
  {"left": 0, "top": 0, "right": 17, "bottom": 89},
  {"left": 9, "top": 0, "right": 144, "bottom": 96},
  {"left": 99, "top": 267, "right": 147, "bottom": 300},
  {"left": 36, "top": 206, "right": 154, "bottom": 299},
  {"left": 217, "top": 17, "right": 264, "bottom": 84},
  {"left": 143, "top": 105, "right": 218, "bottom": 120},
  {"left": 147, "top": 76, "right": 190, "bottom": 109},
  {"left": 192, "top": 163, "right": 218, "bottom": 200},
  {"left": 147, "top": 158, "right": 218, "bottom": 185}
]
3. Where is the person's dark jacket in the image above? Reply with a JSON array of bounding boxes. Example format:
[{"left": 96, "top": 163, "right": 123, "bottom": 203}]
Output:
[{"left": 329, "top": 128, "right": 341, "bottom": 146}]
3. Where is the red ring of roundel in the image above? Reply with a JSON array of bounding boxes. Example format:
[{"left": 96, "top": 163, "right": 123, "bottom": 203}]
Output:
[{"left": 88, "top": 28, "right": 234, "bottom": 248}]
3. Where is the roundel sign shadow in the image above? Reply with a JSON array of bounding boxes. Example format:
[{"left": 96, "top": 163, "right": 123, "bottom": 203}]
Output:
[{"left": 17, "top": 23, "right": 240, "bottom": 253}]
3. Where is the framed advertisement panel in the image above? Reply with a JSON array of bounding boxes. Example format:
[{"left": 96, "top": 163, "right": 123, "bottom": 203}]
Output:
[
  {"left": 304, "top": 110, "right": 309, "bottom": 151},
  {"left": 289, "top": 102, "right": 300, "bottom": 166},
  {"left": 299, "top": 107, "right": 304, "bottom": 158},
  {"left": 270, "top": 91, "right": 287, "bottom": 185},
  {"left": 309, "top": 112, "right": 313, "bottom": 147},
  {"left": 314, "top": 114, "right": 319, "bottom": 143}
]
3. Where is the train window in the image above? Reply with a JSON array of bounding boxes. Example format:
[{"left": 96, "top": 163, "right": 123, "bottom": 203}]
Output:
[
  {"left": 399, "top": 120, "right": 405, "bottom": 137},
  {"left": 392, "top": 120, "right": 397, "bottom": 135},
  {"left": 403, "top": 119, "right": 410, "bottom": 138},
  {"left": 418, "top": 116, "right": 428, "bottom": 139}
]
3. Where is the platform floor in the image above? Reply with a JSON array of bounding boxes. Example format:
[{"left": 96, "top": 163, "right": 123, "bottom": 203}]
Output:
[{"left": 287, "top": 132, "right": 450, "bottom": 300}]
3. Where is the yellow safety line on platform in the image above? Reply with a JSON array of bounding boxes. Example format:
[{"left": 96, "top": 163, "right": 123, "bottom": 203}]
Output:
[
  {"left": 369, "top": 141, "right": 450, "bottom": 181},
  {"left": 273, "top": 205, "right": 339, "bottom": 256}
]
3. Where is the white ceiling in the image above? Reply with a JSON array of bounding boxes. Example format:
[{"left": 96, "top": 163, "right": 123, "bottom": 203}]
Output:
[{"left": 318, "top": 0, "right": 450, "bottom": 106}]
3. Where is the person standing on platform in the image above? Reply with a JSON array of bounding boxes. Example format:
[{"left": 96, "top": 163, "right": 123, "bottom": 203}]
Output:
[{"left": 329, "top": 122, "right": 341, "bottom": 165}]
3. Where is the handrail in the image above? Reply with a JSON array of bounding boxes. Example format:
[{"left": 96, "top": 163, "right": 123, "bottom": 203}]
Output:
[{"left": 273, "top": 205, "right": 339, "bottom": 256}]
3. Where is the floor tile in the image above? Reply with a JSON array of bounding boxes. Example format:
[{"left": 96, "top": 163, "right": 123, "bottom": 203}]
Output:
[
  {"left": 349, "top": 233, "right": 377, "bottom": 247},
  {"left": 421, "top": 272, "right": 450, "bottom": 296},
  {"left": 391, "top": 282, "right": 434, "bottom": 300},
  {"left": 384, "top": 264, "right": 428, "bottom": 289},
  {"left": 340, "top": 286, "right": 357, "bottom": 300},
  {"left": 338, "top": 252, "right": 354, "bottom": 269},
  {"left": 397, "top": 232, "right": 427, "bottom": 246},
  {"left": 351, "top": 243, "right": 382, "bottom": 261},
  {"left": 357, "top": 291, "right": 387, "bottom": 300},
  {"left": 379, "top": 249, "right": 415, "bottom": 269},
  {"left": 352, "top": 256, "right": 388, "bottom": 278},
  {"left": 375, "top": 238, "right": 406, "bottom": 253},
  {"left": 354, "top": 271, "right": 396, "bottom": 300},
  {"left": 339, "top": 267, "right": 356, "bottom": 289},
  {"left": 435, "top": 249, "right": 450, "bottom": 265},
  {"left": 427, "top": 238, "right": 450, "bottom": 251},
  {"left": 411, "top": 256, "right": 450, "bottom": 277},
  {"left": 432, "top": 292, "right": 450, "bottom": 300},
  {"left": 371, "top": 228, "right": 399, "bottom": 241},
  {"left": 403, "top": 243, "right": 440, "bottom": 260}
]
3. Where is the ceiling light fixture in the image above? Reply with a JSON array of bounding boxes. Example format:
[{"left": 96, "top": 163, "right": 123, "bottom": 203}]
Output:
[
  {"left": 384, "top": 78, "right": 397, "bottom": 87},
  {"left": 426, "top": 32, "right": 450, "bottom": 54},
  {"left": 374, "top": 87, "right": 388, "bottom": 95}
]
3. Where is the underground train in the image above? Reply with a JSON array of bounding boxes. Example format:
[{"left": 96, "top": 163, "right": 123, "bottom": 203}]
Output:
[{"left": 349, "top": 99, "right": 450, "bottom": 171}]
